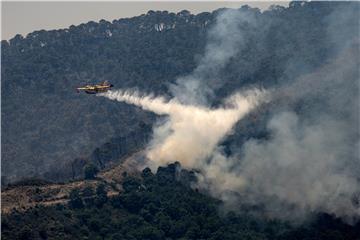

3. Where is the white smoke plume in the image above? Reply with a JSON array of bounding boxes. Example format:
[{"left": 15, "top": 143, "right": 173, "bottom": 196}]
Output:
[
  {"left": 233, "top": 42, "right": 360, "bottom": 222},
  {"left": 100, "top": 8, "right": 266, "bottom": 173},
  {"left": 170, "top": 8, "right": 258, "bottom": 105},
  {"left": 190, "top": 6, "right": 359, "bottom": 223},
  {"left": 100, "top": 5, "right": 359, "bottom": 223},
  {"left": 101, "top": 88, "right": 268, "bottom": 171}
]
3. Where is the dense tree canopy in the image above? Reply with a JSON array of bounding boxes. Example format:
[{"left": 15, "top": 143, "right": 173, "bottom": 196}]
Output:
[
  {"left": 2, "top": 163, "right": 359, "bottom": 240},
  {"left": 1, "top": 2, "right": 359, "bottom": 239},
  {"left": 2, "top": 2, "right": 358, "bottom": 183}
]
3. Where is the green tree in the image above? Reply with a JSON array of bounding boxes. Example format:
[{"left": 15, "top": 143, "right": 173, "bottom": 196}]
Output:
[
  {"left": 82, "top": 186, "right": 94, "bottom": 197},
  {"left": 83, "top": 163, "right": 99, "bottom": 180},
  {"left": 18, "top": 225, "right": 32, "bottom": 240},
  {"left": 95, "top": 183, "right": 108, "bottom": 207},
  {"left": 122, "top": 177, "right": 141, "bottom": 193},
  {"left": 69, "top": 189, "right": 84, "bottom": 209}
]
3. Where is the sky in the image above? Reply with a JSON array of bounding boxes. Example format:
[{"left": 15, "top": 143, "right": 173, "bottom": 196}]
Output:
[{"left": 1, "top": 1, "right": 289, "bottom": 40}]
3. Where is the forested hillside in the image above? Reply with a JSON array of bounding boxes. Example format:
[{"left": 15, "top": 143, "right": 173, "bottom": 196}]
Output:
[
  {"left": 2, "top": 2, "right": 358, "bottom": 183},
  {"left": 2, "top": 2, "right": 360, "bottom": 239},
  {"left": 2, "top": 9, "right": 208, "bottom": 182},
  {"left": 2, "top": 163, "right": 360, "bottom": 240}
]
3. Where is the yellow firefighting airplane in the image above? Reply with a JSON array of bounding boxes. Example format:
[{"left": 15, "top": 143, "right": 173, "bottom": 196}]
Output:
[{"left": 76, "top": 81, "right": 114, "bottom": 94}]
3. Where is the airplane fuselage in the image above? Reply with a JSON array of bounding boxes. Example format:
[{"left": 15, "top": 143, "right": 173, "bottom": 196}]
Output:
[{"left": 77, "top": 82, "right": 114, "bottom": 94}]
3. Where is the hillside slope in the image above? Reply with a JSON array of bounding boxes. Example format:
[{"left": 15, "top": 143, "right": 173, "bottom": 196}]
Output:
[
  {"left": 2, "top": 161, "right": 360, "bottom": 240},
  {"left": 1, "top": 152, "right": 142, "bottom": 213},
  {"left": 2, "top": 2, "right": 359, "bottom": 184}
]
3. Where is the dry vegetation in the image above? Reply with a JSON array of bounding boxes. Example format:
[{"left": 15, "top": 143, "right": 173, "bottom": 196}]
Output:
[{"left": 1, "top": 154, "right": 142, "bottom": 214}]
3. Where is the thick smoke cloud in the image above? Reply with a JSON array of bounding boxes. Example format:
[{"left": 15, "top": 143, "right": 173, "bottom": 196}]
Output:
[
  {"left": 233, "top": 43, "right": 360, "bottom": 222},
  {"left": 170, "top": 9, "right": 258, "bottom": 105},
  {"left": 101, "top": 5, "right": 360, "bottom": 223},
  {"left": 193, "top": 6, "right": 360, "bottom": 222}
]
